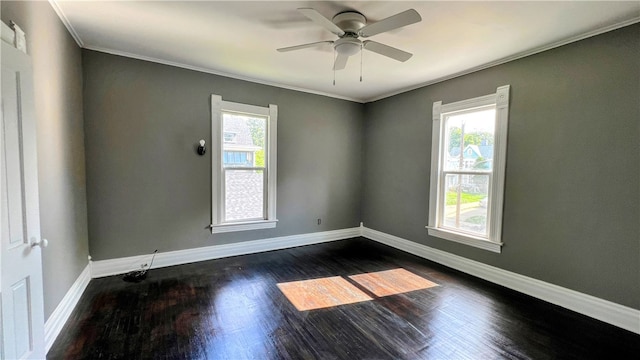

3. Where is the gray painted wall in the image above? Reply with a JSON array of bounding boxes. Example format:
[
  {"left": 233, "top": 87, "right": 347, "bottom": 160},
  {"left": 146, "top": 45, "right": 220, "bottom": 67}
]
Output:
[
  {"left": 82, "top": 50, "right": 363, "bottom": 260},
  {"left": 362, "top": 24, "right": 639, "bottom": 309},
  {"left": 5, "top": 0, "right": 635, "bottom": 319},
  {"left": 1, "top": 1, "right": 89, "bottom": 319}
]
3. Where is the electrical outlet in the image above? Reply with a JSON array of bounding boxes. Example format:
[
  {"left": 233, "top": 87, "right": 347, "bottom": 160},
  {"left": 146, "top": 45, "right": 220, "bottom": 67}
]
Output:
[{"left": 317, "top": 218, "right": 321, "bottom": 225}]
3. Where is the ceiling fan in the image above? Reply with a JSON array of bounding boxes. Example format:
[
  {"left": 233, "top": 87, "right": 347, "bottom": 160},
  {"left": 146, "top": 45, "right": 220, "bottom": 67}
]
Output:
[{"left": 277, "top": 8, "right": 422, "bottom": 71}]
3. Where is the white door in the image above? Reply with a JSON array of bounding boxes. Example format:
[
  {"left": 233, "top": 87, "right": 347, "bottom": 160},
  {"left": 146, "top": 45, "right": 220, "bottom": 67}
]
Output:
[{"left": 1, "top": 39, "right": 46, "bottom": 359}]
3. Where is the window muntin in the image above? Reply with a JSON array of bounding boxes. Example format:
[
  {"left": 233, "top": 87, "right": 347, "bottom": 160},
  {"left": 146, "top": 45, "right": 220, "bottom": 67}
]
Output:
[
  {"left": 211, "top": 95, "right": 277, "bottom": 233},
  {"left": 428, "top": 86, "right": 510, "bottom": 253}
]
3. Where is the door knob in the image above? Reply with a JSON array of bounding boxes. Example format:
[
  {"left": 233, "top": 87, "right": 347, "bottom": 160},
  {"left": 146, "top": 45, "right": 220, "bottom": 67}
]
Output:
[{"left": 31, "top": 238, "right": 48, "bottom": 248}]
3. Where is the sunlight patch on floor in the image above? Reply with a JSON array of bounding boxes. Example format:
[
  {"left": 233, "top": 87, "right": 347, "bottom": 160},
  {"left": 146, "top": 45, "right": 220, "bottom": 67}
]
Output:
[
  {"left": 277, "top": 269, "right": 438, "bottom": 311},
  {"left": 277, "top": 276, "right": 372, "bottom": 311},
  {"left": 349, "top": 268, "right": 438, "bottom": 297}
]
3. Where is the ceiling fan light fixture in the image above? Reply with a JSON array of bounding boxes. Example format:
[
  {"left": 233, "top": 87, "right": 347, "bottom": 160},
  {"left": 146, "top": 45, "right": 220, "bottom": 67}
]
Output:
[{"left": 334, "top": 38, "right": 361, "bottom": 56}]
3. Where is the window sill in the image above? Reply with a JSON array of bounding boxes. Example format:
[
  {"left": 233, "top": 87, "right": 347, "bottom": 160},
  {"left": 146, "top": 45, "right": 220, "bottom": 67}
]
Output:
[
  {"left": 426, "top": 227, "right": 502, "bottom": 253},
  {"left": 212, "top": 220, "right": 278, "bottom": 234}
]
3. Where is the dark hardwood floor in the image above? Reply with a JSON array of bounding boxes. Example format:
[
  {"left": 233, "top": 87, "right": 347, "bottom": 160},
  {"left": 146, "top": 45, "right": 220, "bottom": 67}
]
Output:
[{"left": 48, "top": 238, "right": 639, "bottom": 359}]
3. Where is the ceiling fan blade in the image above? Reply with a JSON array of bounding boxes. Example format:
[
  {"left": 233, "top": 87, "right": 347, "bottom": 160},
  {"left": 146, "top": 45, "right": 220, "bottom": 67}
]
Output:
[
  {"left": 298, "top": 8, "right": 345, "bottom": 36},
  {"left": 359, "top": 9, "right": 421, "bottom": 37},
  {"left": 363, "top": 40, "right": 412, "bottom": 62},
  {"left": 333, "top": 53, "right": 349, "bottom": 70},
  {"left": 277, "top": 41, "right": 334, "bottom": 52}
]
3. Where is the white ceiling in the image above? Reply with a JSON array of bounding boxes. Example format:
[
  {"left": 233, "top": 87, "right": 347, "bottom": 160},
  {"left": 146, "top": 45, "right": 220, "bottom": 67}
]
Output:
[{"left": 52, "top": 1, "right": 640, "bottom": 102}]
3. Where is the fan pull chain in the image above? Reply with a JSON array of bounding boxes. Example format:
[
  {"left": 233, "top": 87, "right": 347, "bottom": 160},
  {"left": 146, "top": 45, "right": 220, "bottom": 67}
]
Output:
[
  {"left": 333, "top": 48, "right": 336, "bottom": 86},
  {"left": 360, "top": 44, "right": 363, "bottom": 82}
]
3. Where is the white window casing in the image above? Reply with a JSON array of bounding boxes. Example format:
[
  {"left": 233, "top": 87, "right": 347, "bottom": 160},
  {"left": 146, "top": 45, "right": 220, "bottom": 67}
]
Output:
[
  {"left": 427, "top": 85, "right": 510, "bottom": 253},
  {"left": 210, "top": 95, "right": 278, "bottom": 233}
]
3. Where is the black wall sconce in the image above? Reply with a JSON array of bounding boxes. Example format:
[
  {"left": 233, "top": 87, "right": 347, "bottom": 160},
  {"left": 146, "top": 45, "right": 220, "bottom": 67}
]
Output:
[{"left": 197, "top": 139, "right": 206, "bottom": 155}]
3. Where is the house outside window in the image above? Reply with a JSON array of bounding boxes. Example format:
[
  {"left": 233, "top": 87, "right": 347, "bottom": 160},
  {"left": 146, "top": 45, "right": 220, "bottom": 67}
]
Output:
[
  {"left": 210, "top": 95, "right": 278, "bottom": 233},
  {"left": 222, "top": 118, "right": 259, "bottom": 167},
  {"left": 223, "top": 132, "right": 238, "bottom": 143},
  {"left": 427, "top": 85, "right": 510, "bottom": 253},
  {"left": 223, "top": 151, "right": 252, "bottom": 166}
]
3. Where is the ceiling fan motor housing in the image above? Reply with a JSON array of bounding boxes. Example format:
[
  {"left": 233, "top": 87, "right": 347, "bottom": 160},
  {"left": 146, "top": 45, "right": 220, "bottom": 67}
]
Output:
[{"left": 332, "top": 12, "right": 366, "bottom": 34}]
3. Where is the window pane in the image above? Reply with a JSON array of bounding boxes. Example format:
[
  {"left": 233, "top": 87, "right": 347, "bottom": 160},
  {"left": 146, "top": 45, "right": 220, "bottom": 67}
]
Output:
[
  {"left": 223, "top": 132, "right": 237, "bottom": 143},
  {"left": 443, "top": 108, "right": 496, "bottom": 171},
  {"left": 222, "top": 112, "right": 266, "bottom": 168},
  {"left": 225, "top": 169, "right": 264, "bottom": 221},
  {"left": 442, "top": 174, "right": 490, "bottom": 236}
]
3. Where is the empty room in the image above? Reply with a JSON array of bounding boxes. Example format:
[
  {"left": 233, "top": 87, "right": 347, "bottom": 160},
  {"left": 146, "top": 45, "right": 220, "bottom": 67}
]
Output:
[{"left": 1, "top": 1, "right": 638, "bottom": 359}]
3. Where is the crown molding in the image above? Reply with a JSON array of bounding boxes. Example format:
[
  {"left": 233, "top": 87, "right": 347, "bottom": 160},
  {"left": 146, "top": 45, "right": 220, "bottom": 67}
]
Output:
[
  {"left": 366, "top": 17, "right": 640, "bottom": 103},
  {"left": 83, "top": 45, "right": 365, "bottom": 103},
  {"left": 48, "top": 0, "right": 84, "bottom": 47},
  {"left": 48, "top": 0, "right": 638, "bottom": 104}
]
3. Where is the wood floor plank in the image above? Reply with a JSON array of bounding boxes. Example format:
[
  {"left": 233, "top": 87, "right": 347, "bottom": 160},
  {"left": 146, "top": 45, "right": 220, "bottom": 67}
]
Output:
[
  {"left": 47, "top": 238, "right": 640, "bottom": 359},
  {"left": 277, "top": 276, "right": 373, "bottom": 311},
  {"left": 348, "top": 268, "right": 438, "bottom": 297}
]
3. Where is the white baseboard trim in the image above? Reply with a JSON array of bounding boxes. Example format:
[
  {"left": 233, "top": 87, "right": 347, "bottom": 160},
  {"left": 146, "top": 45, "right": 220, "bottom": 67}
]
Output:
[
  {"left": 90, "top": 227, "right": 362, "bottom": 278},
  {"left": 44, "top": 264, "right": 91, "bottom": 352},
  {"left": 361, "top": 226, "right": 640, "bottom": 335},
  {"left": 84, "top": 225, "right": 640, "bottom": 334}
]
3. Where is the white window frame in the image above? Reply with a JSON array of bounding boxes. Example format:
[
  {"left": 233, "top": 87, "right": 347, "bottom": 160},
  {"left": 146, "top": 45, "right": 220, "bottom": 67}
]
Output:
[
  {"left": 210, "top": 95, "right": 278, "bottom": 233},
  {"left": 427, "top": 85, "right": 510, "bottom": 253}
]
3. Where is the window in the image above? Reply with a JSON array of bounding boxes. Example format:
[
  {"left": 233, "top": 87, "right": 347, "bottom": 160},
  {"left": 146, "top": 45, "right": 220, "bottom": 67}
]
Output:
[
  {"left": 427, "top": 85, "right": 510, "bottom": 253},
  {"left": 210, "top": 95, "right": 277, "bottom": 233}
]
